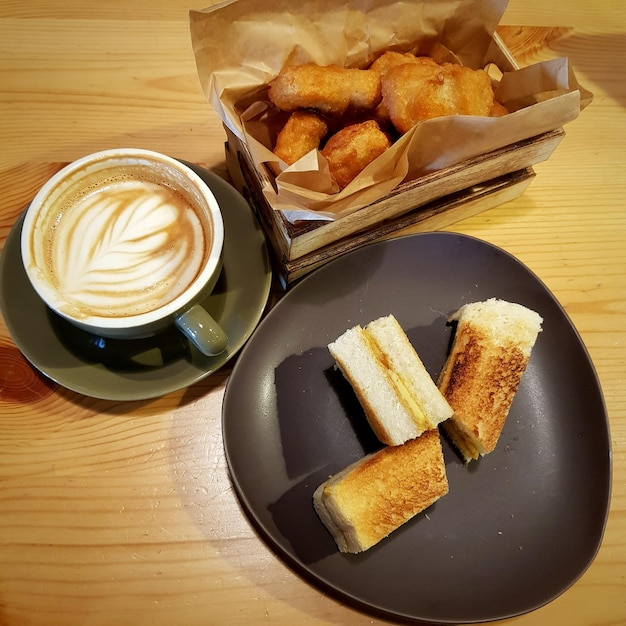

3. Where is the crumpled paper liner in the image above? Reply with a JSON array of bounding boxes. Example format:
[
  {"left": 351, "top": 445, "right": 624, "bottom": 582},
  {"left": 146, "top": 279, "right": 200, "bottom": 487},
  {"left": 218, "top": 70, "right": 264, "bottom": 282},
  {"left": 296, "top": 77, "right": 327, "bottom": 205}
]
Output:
[{"left": 190, "top": 0, "right": 592, "bottom": 223}]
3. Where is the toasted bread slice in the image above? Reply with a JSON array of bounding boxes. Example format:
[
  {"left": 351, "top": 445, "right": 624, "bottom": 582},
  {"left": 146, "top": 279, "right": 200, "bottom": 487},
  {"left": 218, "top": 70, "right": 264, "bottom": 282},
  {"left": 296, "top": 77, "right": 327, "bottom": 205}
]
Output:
[
  {"left": 437, "top": 298, "right": 543, "bottom": 462},
  {"left": 328, "top": 315, "right": 453, "bottom": 445},
  {"left": 313, "top": 429, "right": 448, "bottom": 553}
]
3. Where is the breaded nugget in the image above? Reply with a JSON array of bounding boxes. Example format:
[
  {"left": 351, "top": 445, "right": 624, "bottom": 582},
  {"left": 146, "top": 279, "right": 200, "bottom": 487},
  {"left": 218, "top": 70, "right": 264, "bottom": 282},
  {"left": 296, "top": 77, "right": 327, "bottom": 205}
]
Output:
[
  {"left": 273, "top": 111, "right": 329, "bottom": 165},
  {"left": 268, "top": 63, "right": 381, "bottom": 116},
  {"left": 321, "top": 120, "right": 391, "bottom": 189},
  {"left": 490, "top": 100, "right": 509, "bottom": 117},
  {"left": 369, "top": 52, "right": 437, "bottom": 77},
  {"left": 382, "top": 62, "right": 498, "bottom": 134},
  {"left": 370, "top": 55, "right": 441, "bottom": 123}
]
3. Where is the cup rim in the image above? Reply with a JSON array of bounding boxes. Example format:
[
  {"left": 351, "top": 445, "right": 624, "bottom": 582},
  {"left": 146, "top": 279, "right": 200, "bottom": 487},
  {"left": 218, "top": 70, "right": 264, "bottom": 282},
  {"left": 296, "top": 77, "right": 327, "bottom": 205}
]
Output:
[{"left": 21, "top": 148, "right": 224, "bottom": 331}]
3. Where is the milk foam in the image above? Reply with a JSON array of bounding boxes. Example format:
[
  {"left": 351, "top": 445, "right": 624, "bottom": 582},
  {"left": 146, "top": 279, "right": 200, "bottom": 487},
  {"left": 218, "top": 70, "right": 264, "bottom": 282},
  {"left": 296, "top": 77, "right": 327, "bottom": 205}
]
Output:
[{"left": 45, "top": 177, "right": 208, "bottom": 318}]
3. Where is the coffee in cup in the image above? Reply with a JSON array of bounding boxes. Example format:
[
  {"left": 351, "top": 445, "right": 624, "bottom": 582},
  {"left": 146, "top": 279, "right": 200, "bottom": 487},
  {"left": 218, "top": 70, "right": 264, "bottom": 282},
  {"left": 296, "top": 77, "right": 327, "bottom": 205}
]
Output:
[{"left": 21, "top": 149, "right": 228, "bottom": 356}]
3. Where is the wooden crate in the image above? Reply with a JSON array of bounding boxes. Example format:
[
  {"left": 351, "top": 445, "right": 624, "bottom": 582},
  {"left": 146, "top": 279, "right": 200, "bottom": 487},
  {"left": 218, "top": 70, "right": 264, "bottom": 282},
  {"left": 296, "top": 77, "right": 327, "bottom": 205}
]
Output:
[{"left": 223, "top": 33, "right": 566, "bottom": 286}]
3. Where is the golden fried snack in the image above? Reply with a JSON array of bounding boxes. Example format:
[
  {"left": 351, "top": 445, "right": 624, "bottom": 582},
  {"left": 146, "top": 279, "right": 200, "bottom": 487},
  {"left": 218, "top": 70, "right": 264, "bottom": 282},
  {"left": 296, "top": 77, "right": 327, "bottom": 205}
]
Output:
[
  {"left": 268, "top": 63, "right": 381, "bottom": 116},
  {"left": 369, "top": 53, "right": 439, "bottom": 123},
  {"left": 490, "top": 100, "right": 509, "bottom": 117},
  {"left": 321, "top": 120, "right": 391, "bottom": 189},
  {"left": 273, "top": 111, "right": 329, "bottom": 165},
  {"left": 382, "top": 62, "right": 500, "bottom": 134},
  {"left": 369, "top": 51, "right": 438, "bottom": 77}
]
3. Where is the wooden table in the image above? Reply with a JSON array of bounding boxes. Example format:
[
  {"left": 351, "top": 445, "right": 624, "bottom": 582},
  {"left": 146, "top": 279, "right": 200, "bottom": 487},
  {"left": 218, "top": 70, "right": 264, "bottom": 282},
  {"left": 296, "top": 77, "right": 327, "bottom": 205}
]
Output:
[{"left": 1, "top": 1, "right": 624, "bottom": 624}]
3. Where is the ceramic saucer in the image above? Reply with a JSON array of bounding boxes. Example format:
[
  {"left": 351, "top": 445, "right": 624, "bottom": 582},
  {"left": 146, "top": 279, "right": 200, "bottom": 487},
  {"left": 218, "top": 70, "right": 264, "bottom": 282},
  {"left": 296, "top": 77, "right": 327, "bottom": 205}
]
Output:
[{"left": 0, "top": 165, "right": 272, "bottom": 401}]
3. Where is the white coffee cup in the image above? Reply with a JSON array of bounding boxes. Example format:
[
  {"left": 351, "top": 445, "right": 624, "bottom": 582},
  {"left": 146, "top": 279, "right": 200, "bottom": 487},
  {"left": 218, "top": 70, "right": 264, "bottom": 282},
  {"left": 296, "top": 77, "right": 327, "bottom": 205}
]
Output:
[{"left": 21, "top": 148, "right": 228, "bottom": 356}]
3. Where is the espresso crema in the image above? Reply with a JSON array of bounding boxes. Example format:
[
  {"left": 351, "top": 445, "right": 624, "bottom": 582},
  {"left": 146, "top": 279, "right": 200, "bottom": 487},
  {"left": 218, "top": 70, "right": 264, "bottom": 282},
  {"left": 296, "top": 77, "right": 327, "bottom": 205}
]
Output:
[{"left": 40, "top": 166, "right": 211, "bottom": 319}]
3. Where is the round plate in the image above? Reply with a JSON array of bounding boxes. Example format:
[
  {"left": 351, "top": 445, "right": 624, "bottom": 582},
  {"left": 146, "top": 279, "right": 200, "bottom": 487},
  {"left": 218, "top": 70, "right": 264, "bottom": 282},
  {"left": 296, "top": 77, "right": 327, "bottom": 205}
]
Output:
[
  {"left": 0, "top": 165, "right": 272, "bottom": 401},
  {"left": 222, "top": 232, "right": 611, "bottom": 624}
]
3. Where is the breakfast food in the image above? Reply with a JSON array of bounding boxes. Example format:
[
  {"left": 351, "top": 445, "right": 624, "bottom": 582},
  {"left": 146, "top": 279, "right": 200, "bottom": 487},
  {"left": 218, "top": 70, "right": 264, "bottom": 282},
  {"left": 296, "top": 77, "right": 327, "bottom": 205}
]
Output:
[
  {"left": 489, "top": 100, "right": 509, "bottom": 117},
  {"left": 268, "top": 52, "right": 507, "bottom": 189},
  {"left": 317, "top": 301, "right": 543, "bottom": 554},
  {"left": 273, "top": 111, "right": 329, "bottom": 165},
  {"left": 369, "top": 51, "right": 435, "bottom": 77},
  {"left": 369, "top": 53, "right": 440, "bottom": 121},
  {"left": 313, "top": 428, "right": 449, "bottom": 553},
  {"left": 381, "top": 61, "right": 502, "bottom": 133},
  {"left": 437, "top": 298, "right": 543, "bottom": 463},
  {"left": 321, "top": 120, "right": 392, "bottom": 189},
  {"left": 328, "top": 314, "right": 453, "bottom": 445},
  {"left": 268, "top": 63, "right": 382, "bottom": 116}
]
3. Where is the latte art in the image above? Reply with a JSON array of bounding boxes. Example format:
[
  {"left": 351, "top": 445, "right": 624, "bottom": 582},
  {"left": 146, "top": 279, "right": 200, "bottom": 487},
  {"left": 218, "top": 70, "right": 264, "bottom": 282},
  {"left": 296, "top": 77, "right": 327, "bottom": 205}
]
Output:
[{"left": 46, "top": 177, "right": 209, "bottom": 318}]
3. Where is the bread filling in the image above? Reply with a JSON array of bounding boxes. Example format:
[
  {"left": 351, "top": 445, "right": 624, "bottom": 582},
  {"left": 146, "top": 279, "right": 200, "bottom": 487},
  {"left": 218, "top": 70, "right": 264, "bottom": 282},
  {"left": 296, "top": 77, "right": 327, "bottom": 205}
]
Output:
[
  {"left": 363, "top": 330, "right": 430, "bottom": 432},
  {"left": 444, "top": 418, "right": 485, "bottom": 462}
]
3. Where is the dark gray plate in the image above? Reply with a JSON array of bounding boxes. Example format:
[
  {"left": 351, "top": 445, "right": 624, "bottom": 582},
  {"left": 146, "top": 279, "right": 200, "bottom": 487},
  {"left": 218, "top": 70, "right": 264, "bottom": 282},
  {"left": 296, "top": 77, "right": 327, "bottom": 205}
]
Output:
[
  {"left": 222, "top": 232, "right": 611, "bottom": 624},
  {"left": 0, "top": 166, "right": 272, "bottom": 401}
]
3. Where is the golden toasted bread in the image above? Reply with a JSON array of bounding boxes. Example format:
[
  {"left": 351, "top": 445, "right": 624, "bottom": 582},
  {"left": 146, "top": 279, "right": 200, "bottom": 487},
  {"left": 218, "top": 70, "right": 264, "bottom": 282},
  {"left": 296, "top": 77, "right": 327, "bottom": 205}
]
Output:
[
  {"left": 313, "top": 429, "right": 448, "bottom": 553},
  {"left": 437, "top": 298, "right": 543, "bottom": 462}
]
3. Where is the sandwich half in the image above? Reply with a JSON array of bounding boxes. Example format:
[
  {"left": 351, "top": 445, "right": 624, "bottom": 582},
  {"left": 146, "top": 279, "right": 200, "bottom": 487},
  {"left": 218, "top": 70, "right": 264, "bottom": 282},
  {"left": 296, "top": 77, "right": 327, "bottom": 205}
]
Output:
[
  {"left": 313, "top": 429, "right": 448, "bottom": 553},
  {"left": 437, "top": 298, "right": 543, "bottom": 463},
  {"left": 328, "top": 314, "right": 453, "bottom": 446}
]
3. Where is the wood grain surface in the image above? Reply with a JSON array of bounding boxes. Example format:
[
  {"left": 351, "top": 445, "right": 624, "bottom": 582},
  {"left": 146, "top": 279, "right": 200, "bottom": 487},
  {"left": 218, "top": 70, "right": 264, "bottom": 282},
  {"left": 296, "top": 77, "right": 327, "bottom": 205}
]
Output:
[{"left": 1, "top": 1, "right": 625, "bottom": 625}]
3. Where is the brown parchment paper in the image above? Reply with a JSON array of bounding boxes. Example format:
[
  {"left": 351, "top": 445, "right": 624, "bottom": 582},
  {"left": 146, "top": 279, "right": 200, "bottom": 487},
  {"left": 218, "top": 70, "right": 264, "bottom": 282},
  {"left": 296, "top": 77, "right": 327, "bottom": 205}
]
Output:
[{"left": 190, "top": 0, "right": 591, "bottom": 223}]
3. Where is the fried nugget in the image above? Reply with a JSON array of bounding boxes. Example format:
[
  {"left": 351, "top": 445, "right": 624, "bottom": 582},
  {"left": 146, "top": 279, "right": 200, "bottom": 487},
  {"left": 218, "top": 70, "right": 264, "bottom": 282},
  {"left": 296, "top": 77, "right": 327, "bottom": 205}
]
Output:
[
  {"left": 273, "top": 111, "right": 329, "bottom": 165},
  {"left": 369, "top": 52, "right": 438, "bottom": 77},
  {"left": 321, "top": 120, "right": 391, "bottom": 189},
  {"left": 369, "top": 53, "right": 440, "bottom": 123},
  {"left": 382, "top": 62, "right": 499, "bottom": 134},
  {"left": 268, "top": 63, "right": 381, "bottom": 116},
  {"left": 490, "top": 100, "right": 509, "bottom": 117}
]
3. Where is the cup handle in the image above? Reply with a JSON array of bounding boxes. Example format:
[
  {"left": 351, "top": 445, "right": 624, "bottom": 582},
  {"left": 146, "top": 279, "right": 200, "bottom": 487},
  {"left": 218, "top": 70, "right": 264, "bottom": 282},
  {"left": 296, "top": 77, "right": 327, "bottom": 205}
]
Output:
[{"left": 175, "top": 305, "right": 228, "bottom": 356}]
